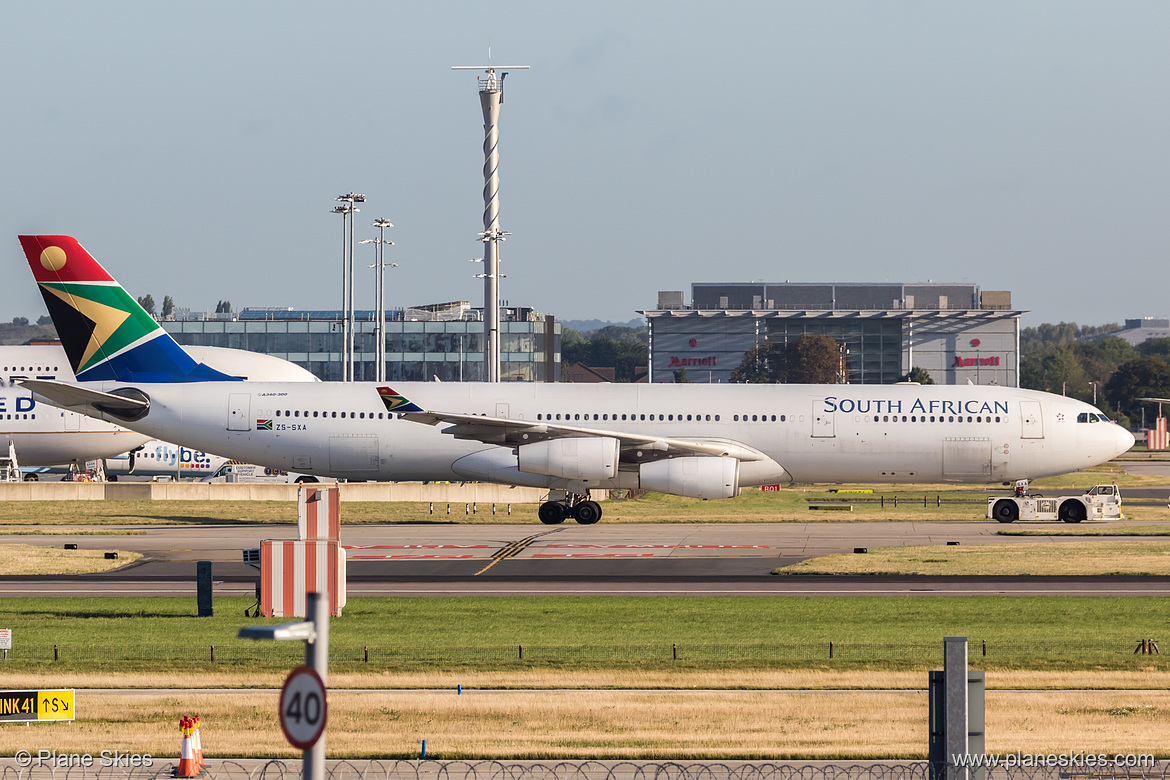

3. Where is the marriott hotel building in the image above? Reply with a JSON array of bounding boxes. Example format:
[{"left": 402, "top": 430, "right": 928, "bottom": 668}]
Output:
[{"left": 643, "top": 283, "right": 1021, "bottom": 386}]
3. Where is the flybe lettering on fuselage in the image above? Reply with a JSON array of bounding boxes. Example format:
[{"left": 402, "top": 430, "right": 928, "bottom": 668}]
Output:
[
  {"left": 152, "top": 446, "right": 212, "bottom": 467},
  {"left": 822, "top": 397, "right": 1011, "bottom": 416},
  {"left": 0, "top": 396, "right": 36, "bottom": 414}
]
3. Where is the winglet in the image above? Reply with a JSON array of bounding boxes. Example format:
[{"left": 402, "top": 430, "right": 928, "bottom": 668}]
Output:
[
  {"left": 18, "top": 235, "right": 239, "bottom": 383},
  {"left": 377, "top": 386, "right": 424, "bottom": 413}
]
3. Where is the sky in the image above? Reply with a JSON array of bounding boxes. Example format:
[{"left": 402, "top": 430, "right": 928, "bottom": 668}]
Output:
[{"left": 2, "top": 2, "right": 1168, "bottom": 330}]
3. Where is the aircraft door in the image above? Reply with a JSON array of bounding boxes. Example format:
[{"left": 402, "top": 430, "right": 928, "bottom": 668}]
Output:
[
  {"left": 1020, "top": 400, "right": 1044, "bottom": 439},
  {"left": 495, "top": 403, "right": 509, "bottom": 419},
  {"left": 64, "top": 410, "right": 80, "bottom": 431},
  {"left": 227, "top": 393, "right": 251, "bottom": 431},
  {"left": 811, "top": 400, "right": 835, "bottom": 438}
]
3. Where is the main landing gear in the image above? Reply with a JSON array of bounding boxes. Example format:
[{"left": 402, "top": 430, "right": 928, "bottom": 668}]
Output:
[{"left": 538, "top": 493, "right": 603, "bottom": 525}]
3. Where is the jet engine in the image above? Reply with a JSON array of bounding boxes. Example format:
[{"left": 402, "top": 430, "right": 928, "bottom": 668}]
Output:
[
  {"left": 639, "top": 456, "right": 739, "bottom": 499},
  {"left": 518, "top": 437, "right": 619, "bottom": 480}
]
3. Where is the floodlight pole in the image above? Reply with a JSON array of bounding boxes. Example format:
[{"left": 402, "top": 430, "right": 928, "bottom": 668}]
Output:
[
  {"left": 453, "top": 58, "right": 528, "bottom": 382},
  {"left": 331, "top": 205, "right": 351, "bottom": 381},
  {"left": 359, "top": 219, "right": 395, "bottom": 383},
  {"left": 336, "top": 194, "right": 366, "bottom": 380}
]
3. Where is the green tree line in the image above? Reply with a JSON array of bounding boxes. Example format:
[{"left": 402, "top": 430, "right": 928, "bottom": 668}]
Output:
[
  {"left": 561, "top": 325, "right": 649, "bottom": 383},
  {"left": 1019, "top": 322, "right": 1170, "bottom": 428}
]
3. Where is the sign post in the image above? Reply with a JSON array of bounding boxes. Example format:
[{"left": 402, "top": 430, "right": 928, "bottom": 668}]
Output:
[
  {"left": 239, "top": 591, "right": 329, "bottom": 780},
  {"left": 0, "top": 628, "right": 10, "bottom": 660}
]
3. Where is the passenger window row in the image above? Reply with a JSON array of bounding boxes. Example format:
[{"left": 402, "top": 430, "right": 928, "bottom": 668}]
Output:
[
  {"left": 873, "top": 415, "right": 1003, "bottom": 424},
  {"left": 533, "top": 413, "right": 792, "bottom": 423},
  {"left": 537, "top": 413, "right": 726, "bottom": 422},
  {"left": 275, "top": 410, "right": 386, "bottom": 420}
]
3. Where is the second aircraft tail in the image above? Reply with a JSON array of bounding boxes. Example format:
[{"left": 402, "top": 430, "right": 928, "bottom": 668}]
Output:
[{"left": 18, "top": 235, "right": 240, "bottom": 383}]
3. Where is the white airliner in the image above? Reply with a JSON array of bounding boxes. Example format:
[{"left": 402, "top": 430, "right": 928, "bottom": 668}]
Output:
[
  {"left": 0, "top": 342, "right": 317, "bottom": 472},
  {"left": 100, "top": 439, "right": 226, "bottom": 480},
  {"left": 17, "top": 235, "right": 1136, "bottom": 523}
]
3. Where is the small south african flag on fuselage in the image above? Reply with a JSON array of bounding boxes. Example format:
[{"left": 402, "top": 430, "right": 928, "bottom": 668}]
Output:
[
  {"left": 377, "top": 386, "right": 423, "bottom": 413},
  {"left": 256, "top": 419, "right": 273, "bottom": 430}
]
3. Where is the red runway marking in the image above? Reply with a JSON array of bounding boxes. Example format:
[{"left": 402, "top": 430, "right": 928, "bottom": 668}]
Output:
[
  {"left": 531, "top": 553, "right": 657, "bottom": 558},
  {"left": 540, "top": 544, "right": 774, "bottom": 549},
  {"left": 344, "top": 544, "right": 491, "bottom": 550},
  {"left": 348, "top": 554, "right": 477, "bottom": 559},
  {"left": 544, "top": 544, "right": 674, "bottom": 549}
]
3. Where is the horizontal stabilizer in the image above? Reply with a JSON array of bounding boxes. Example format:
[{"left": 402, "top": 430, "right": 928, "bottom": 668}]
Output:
[{"left": 20, "top": 379, "right": 150, "bottom": 421}]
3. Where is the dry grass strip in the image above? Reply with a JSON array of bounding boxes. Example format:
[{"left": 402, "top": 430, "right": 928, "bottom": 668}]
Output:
[
  {"left": 998, "top": 525, "right": 1170, "bottom": 537},
  {"left": 776, "top": 541, "right": 1170, "bottom": 575},
  {"left": 0, "top": 544, "right": 140, "bottom": 575},
  {"left": 0, "top": 527, "right": 146, "bottom": 535},
  {"left": 4, "top": 669, "right": 1170, "bottom": 692},
  {"left": 0, "top": 690, "right": 1166, "bottom": 760}
]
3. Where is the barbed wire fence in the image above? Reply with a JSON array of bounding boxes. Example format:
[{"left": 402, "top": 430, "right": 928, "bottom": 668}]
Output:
[{"left": 3, "top": 760, "right": 1170, "bottom": 780}]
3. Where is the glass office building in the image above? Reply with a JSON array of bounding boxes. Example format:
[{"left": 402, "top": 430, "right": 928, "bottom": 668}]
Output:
[
  {"left": 162, "top": 305, "right": 560, "bottom": 382},
  {"left": 644, "top": 283, "right": 1022, "bottom": 386}
]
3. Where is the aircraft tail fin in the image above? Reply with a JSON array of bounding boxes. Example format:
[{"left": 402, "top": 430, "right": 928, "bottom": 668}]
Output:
[{"left": 18, "top": 235, "right": 238, "bottom": 383}]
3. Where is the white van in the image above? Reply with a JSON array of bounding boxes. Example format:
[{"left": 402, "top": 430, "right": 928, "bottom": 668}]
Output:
[{"left": 203, "top": 462, "right": 334, "bottom": 484}]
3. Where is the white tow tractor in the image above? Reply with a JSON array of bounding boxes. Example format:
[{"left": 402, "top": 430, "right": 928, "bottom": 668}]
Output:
[{"left": 988, "top": 482, "right": 1123, "bottom": 523}]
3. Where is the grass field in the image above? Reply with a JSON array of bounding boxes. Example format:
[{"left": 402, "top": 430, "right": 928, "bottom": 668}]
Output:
[
  {"left": 775, "top": 541, "right": 1170, "bottom": 575},
  {"left": 1, "top": 596, "right": 1167, "bottom": 679},
  {"left": 0, "top": 689, "right": 1166, "bottom": 760}
]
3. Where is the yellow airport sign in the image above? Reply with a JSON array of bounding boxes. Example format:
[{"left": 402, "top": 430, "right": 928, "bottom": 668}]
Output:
[{"left": 0, "top": 690, "right": 75, "bottom": 721}]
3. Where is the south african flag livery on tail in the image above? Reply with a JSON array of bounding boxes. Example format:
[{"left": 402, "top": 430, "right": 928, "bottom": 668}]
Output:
[
  {"left": 377, "top": 386, "right": 423, "bottom": 413},
  {"left": 18, "top": 236, "right": 239, "bottom": 383}
]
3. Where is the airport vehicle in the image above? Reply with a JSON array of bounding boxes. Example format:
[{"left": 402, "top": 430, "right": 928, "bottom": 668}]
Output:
[
  {"left": 988, "top": 483, "right": 1123, "bottom": 523},
  {"left": 18, "top": 235, "right": 1136, "bottom": 524},
  {"left": 0, "top": 340, "right": 316, "bottom": 476},
  {"left": 202, "top": 461, "right": 329, "bottom": 483}
]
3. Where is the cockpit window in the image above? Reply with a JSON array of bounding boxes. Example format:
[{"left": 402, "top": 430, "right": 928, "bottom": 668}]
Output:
[{"left": 1077, "top": 412, "right": 1104, "bottom": 423}]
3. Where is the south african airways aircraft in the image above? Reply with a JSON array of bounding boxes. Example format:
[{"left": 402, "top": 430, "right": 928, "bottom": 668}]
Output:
[
  {"left": 17, "top": 235, "right": 1134, "bottom": 523},
  {"left": 0, "top": 342, "right": 316, "bottom": 471}
]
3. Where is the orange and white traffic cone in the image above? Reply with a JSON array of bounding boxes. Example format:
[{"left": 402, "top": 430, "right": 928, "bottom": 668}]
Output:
[
  {"left": 176, "top": 717, "right": 199, "bottom": 777},
  {"left": 192, "top": 716, "right": 203, "bottom": 766}
]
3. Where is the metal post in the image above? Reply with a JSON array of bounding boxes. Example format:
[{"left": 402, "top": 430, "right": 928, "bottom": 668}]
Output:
[
  {"left": 304, "top": 591, "right": 329, "bottom": 780},
  {"left": 944, "top": 636, "right": 969, "bottom": 780},
  {"left": 196, "top": 560, "right": 213, "bottom": 617}
]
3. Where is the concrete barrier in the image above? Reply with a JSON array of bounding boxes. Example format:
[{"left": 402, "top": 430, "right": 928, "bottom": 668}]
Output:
[
  {"left": 0, "top": 483, "right": 106, "bottom": 501},
  {"left": 0, "top": 481, "right": 552, "bottom": 503}
]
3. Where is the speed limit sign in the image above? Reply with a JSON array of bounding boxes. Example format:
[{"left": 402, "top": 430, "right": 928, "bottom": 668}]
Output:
[{"left": 279, "top": 665, "right": 327, "bottom": 750}]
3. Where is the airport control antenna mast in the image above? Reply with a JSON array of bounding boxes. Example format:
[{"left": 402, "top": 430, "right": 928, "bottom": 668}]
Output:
[{"left": 453, "top": 54, "right": 528, "bottom": 382}]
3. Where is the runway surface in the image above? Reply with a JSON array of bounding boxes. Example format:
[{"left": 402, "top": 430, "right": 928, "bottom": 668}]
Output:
[
  {"left": 3, "top": 517, "right": 1170, "bottom": 596},
  {"left": 4, "top": 460, "right": 1168, "bottom": 596}
]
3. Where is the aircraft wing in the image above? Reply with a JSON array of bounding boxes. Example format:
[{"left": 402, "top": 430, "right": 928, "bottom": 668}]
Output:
[
  {"left": 401, "top": 409, "right": 767, "bottom": 463},
  {"left": 19, "top": 379, "right": 149, "bottom": 420}
]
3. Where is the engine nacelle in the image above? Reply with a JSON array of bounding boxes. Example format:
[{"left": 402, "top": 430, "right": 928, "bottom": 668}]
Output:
[
  {"left": 518, "top": 437, "right": 619, "bottom": 481},
  {"left": 639, "top": 456, "right": 740, "bottom": 499}
]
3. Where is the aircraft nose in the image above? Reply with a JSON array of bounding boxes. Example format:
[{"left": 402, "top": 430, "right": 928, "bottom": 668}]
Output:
[{"left": 1115, "top": 425, "right": 1136, "bottom": 457}]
